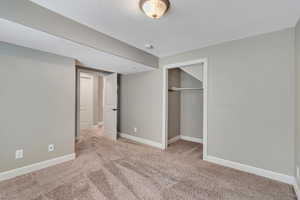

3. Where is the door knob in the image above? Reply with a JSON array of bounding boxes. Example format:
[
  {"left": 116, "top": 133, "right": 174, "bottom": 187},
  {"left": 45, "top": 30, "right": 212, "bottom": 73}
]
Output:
[{"left": 112, "top": 108, "right": 120, "bottom": 111}]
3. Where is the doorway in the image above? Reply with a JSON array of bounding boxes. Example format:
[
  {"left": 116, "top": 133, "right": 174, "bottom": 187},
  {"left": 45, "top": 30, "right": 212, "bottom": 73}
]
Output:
[
  {"left": 162, "top": 59, "right": 208, "bottom": 159},
  {"left": 76, "top": 67, "right": 118, "bottom": 141},
  {"left": 79, "top": 72, "right": 98, "bottom": 129}
]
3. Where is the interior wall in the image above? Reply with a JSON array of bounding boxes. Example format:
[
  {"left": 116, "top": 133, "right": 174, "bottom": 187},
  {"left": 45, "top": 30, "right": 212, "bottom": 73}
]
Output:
[
  {"left": 295, "top": 18, "right": 300, "bottom": 187},
  {"left": 93, "top": 75, "right": 104, "bottom": 124},
  {"left": 120, "top": 28, "right": 295, "bottom": 176},
  {"left": 168, "top": 68, "right": 181, "bottom": 140},
  {"left": 0, "top": 42, "right": 75, "bottom": 172},
  {"left": 180, "top": 70, "right": 203, "bottom": 139},
  {"left": 120, "top": 70, "right": 163, "bottom": 143},
  {"left": 99, "top": 76, "right": 104, "bottom": 122},
  {"left": 93, "top": 74, "right": 99, "bottom": 125}
]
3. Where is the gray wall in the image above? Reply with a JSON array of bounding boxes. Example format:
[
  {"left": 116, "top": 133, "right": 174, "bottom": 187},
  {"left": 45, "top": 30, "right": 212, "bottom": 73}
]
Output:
[
  {"left": 120, "top": 28, "right": 295, "bottom": 176},
  {"left": 98, "top": 76, "right": 104, "bottom": 123},
  {"left": 168, "top": 69, "right": 181, "bottom": 139},
  {"left": 0, "top": 42, "right": 75, "bottom": 172},
  {"left": 93, "top": 74, "right": 104, "bottom": 125},
  {"left": 0, "top": 0, "right": 158, "bottom": 68},
  {"left": 180, "top": 71, "right": 203, "bottom": 139},
  {"left": 120, "top": 70, "right": 163, "bottom": 143},
  {"left": 295, "top": 18, "right": 300, "bottom": 187}
]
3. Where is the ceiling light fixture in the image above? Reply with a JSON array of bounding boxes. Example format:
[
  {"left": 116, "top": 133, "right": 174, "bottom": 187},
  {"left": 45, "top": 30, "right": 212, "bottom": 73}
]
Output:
[{"left": 139, "top": 0, "right": 170, "bottom": 19}]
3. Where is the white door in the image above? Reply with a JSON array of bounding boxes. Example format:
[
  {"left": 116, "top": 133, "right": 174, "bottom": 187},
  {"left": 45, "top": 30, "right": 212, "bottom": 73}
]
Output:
[
  {"left": 80, "top": 73, "right": 94, "bottom": 129},
  {"left": 103, "top": 73, "right": 118, "bottom": 140}
]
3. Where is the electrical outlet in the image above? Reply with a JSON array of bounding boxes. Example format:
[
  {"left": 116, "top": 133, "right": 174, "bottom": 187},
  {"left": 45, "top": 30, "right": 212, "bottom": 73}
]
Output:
[
  {"left": 297, "top": 166, "right": 300, "bottom": 179},
  {"left": 134, "top": 127, "right": 138, "bottom": 133},
  {"left": 15, "top": 149, "right": 23, "bottom": 159},
  {"left": 48, "top": 144, "right": 55, "bottom": 152}
]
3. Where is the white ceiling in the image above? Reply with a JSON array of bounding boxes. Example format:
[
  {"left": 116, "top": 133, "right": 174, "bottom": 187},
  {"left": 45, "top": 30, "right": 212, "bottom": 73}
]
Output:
[
  {"left": 0, "top": 19, "right": 153, "bottom": 74},
  {"left": 30, "top": 0, "right": 300, "bottom": 57}
]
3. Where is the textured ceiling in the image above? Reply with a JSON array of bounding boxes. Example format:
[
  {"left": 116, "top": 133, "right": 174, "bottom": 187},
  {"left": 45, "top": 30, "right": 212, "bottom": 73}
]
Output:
[{"left": 28, "top": 0, "right": 300, "bottom": 57}]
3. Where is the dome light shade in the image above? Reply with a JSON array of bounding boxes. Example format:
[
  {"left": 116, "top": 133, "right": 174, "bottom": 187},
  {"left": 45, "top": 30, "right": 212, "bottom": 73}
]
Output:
[{"left": 140, "top": 0, "right": 170, "bottom": 19}]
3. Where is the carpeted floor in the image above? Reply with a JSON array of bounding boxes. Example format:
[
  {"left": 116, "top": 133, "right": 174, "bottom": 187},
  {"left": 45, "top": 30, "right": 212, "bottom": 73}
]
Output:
[{"left": 0, "top": 127, "right": 296, "bottom": 200}]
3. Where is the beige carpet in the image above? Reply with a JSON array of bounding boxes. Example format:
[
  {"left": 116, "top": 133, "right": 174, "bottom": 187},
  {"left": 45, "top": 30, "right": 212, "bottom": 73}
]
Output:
[{"left": 0, "top": 128, "right": 296, "bottom": 200}]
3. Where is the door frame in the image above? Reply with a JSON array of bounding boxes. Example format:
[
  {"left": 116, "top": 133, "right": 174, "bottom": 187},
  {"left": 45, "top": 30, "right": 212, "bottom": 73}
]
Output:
[
  {"left": 162, "top": 58, "right": 208, "bottom": 159},
  {"left": 75, "top": 66, "right": 111, "bottom": 139},
  {"left": 78, "top": 72, "right": 94, "bottom": 130}
]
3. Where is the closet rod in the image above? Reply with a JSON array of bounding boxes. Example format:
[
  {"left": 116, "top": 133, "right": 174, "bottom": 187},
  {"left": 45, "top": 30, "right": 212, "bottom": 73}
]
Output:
[{"left": 168, "top": 87, "right": 203, "bottom": 92}]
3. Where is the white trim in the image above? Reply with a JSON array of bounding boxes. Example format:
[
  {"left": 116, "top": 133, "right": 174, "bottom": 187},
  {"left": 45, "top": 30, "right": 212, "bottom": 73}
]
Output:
[
  {"left": 0, "top": 154, "right": 75, "bottom": 182},
  {"left": 293, "top": 178, "right": 300, "bottom": 199},
  {"left": 180, "top": 135, "right": 203, "bottom": 143},
  {"left": 119, "top": 133, "right": 164, "bottom": 149},
  {"left": 168, "top": 135, "right": 181, "bottom": 144},
  {"left": 168, "top": 135, "right": 203, "bottom": 144},
  {"left": 202, "top": 59, "right": 208, "bottom": 159},
  {"left": 204, "top": 155, "right": 294, "bottom": 184},
  {"left": 162, "top": 65, "right": 168, "bottom": 150},
  {"left": 92, "top": 121, "right": 104, "bottom": 128},
  {"left": 162, "top": 58, "right": 208, "bottom": 158}
]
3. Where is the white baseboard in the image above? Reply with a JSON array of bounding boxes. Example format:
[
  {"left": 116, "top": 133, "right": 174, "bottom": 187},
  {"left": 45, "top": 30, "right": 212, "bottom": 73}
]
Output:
[
  {"left": 168, "top": 136, "right": 181, "bottom": 144},
  {"left": 0, "top": 153, "right": 75, "bottom": 182},
  {"left": 92, "top": 121, "right": 104, "bottom": 128},
  {"left": 180, "top": 135, "right": 203, "bottom": 143},
  {"left": 119, "top": 133, "right": 163, "bottom": 149},
  {"left": 97, "top": 121, "right": 104, "bottom": 126},
  {"left": 168, "top": 135, "right": 203, "bottom": 144},
  {"left": 293, "top": 178, "right": 300, "bottom": 199},
  {"left": 204, "top": 155, "right": 294, "bottom": 184}
]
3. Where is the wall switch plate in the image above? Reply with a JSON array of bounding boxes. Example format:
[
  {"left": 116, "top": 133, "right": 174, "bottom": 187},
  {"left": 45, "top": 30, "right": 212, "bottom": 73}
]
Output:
[
  {"left": 48, "top": 144, "right": 55, "bottom": 152},
  {"left": 297, "top": 166, "right": 299, "bottom": 179},
  {"left": 134, "top": 127, "right": 138, "bottom": 133},
  {"left": 15, "top": 149, "right": 23, "bottom": 159}
]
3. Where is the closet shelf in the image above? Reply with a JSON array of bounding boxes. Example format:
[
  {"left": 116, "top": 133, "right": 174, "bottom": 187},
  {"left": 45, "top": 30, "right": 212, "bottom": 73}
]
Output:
[{"left": 168, "top": 87, "right": 203, "bottom": 92}]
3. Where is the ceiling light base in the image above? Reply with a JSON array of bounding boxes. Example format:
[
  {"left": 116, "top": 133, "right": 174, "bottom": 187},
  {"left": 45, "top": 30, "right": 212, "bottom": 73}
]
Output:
[{"left": 139, "top": 0, "right": 170, "bottom": 19}]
